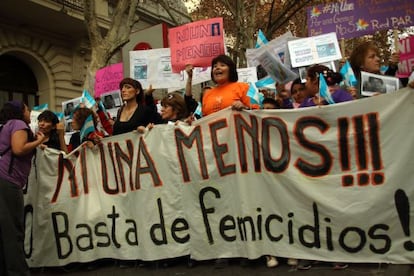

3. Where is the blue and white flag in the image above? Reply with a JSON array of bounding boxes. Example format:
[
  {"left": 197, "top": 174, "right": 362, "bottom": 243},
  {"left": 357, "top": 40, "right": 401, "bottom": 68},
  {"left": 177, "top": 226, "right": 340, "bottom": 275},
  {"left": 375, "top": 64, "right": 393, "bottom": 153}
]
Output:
[
  {"left": 33, "top": 103, "right": 48, "bottom": 111},
  {"left": 54, "top": 112, "right": 64, "bottom": 121},
  {"left": 194, "top": 102, "right": 202, "bottom": 118},
  {"left": 247, "top": 82, "right": 264, "bottom": 106},
  {"left": 255, "top": 76, "right": 275, "bottom": 89},
  {"left": 255, "top": 29, "right": 269, "bottom": 48},
  {"left": 380, "top": 65, "right": 388, "bottom": 75},
  {"left": 339, "top": 60, "right": 357, "bottom": 87},
  {"left": 81, "top": 89, "right": 96, "bottom": 109},
  {"left": 319, "top": 73, "right": 335, "bottom": 105},
  {"left": 80, "top": 114, "right": 95, "bottom": 142}
]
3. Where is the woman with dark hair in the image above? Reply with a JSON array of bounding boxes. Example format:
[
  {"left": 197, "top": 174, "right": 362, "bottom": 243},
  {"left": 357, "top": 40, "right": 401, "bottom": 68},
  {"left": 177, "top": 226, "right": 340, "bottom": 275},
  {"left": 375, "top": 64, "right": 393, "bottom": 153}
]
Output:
[
  {"left": 0, "top": 101, "right": 47, "bottom": 276},
  {"left": 112, "top": 77, "right": 162, "bottom": 135},
  {"left": 37, "top": 110, "right": 68, "bottom": 153},
  {"left": 202, "top": 55, "right": 258, "bottom": 116},
  {"left": 300, "top": 64, "right": 353, "bottom": 108}
]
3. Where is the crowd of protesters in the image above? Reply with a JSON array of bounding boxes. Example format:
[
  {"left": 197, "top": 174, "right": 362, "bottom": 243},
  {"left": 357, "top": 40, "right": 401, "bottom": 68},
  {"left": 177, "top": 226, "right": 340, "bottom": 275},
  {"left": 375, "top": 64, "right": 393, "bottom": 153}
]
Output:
[{"left": 1, "top": 37, "right": 413, "bottom": 275}]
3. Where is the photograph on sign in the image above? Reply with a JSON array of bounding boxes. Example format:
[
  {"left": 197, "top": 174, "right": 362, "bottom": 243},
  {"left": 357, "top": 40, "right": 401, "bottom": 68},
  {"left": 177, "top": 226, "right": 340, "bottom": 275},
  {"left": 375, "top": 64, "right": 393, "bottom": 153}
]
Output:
[
  {"left": 361, "top": 71, "right": 399, "bottom": 97},
  {"left": 288, "top": 33, "right": 341, "bottom": 68}
]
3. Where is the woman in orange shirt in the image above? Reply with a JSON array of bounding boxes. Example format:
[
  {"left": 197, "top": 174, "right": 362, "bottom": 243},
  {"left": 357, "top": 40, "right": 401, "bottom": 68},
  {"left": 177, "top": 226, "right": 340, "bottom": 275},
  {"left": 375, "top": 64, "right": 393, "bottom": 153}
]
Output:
[{"left": 202, "top": 55, "right": 257, "bottom": 116}]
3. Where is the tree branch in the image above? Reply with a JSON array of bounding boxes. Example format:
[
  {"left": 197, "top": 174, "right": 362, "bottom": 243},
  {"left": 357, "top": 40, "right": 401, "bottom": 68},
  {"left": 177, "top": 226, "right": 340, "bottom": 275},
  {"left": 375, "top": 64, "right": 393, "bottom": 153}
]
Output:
[
  {"left": 83, "top": 0, "right": 102, "bottom": 46},
  {"left": 157, "top": 0, "right": 179, "bottom": 26},
  {"left": 266, "top": 0, "right": 312, "bottom": 36}
]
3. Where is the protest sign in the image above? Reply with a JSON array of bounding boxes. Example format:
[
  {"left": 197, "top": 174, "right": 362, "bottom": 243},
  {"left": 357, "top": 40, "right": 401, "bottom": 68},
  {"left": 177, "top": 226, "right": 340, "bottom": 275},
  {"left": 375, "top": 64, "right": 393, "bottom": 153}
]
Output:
[
  {"left": 397, "top": 36, "right": 414, "bottom": 78},
  {"left": 246, "top": 31, "right": 294, "bottom": 68},
  {"left": 361, "top": 71, "right": 400, "bottom": 97},
  {"left": 257, "top": 49, "right": 298, "bottom": 84},
  {"left": 94, "top": 63, "right": 124, "bottom": 97},
  {"left": 168, "top": 18, "right": 225, "bottom": 73},
  {"left": 169, "top": 66, "right": 213, "bottom": 92},
  {"left": 237, "top": 67, "right": 258, "bottom": 83},
  {"left": 100, "top": 90, "right": 122, "bottom": 119},
  {"left": 307, "top": 0, "right": 413, "bottom": 39},
  {"left": 62, "top": 97, "right": 82, "bottom": 133},
  {"left": 129, "top": 48, "right": 181, "bottom": 89},
  {"left": 25, "top": 88, "right": 414, "bottom": 267},
  {"left": 288, "top": 32, "right": 342, "bottom": 68}
]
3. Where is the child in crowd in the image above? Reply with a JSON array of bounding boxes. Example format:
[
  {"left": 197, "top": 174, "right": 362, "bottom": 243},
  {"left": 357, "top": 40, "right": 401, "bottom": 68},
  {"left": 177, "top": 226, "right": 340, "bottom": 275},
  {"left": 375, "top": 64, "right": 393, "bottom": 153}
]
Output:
[
  {"left": 262, "top": 97, "right": 281, "bottom": 109},
  {"left": 300, "top": 64, "right": 353, "bottom": 107},
  {"left": 37, "top": 110, "right": 68, "bottom": 153},
  {"left": 67, "top": 107, "right": 103, "bottom": 153},
  {"left": 290, "top": 78, "right": 306, "bottom": 108}
]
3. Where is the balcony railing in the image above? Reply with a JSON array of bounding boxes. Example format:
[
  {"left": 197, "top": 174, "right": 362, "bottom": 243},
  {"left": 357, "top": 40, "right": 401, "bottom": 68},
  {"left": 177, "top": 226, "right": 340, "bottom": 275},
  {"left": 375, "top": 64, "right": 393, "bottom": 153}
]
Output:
[{"left": 51, "top": 0, "right": 84, "bottom": 12}]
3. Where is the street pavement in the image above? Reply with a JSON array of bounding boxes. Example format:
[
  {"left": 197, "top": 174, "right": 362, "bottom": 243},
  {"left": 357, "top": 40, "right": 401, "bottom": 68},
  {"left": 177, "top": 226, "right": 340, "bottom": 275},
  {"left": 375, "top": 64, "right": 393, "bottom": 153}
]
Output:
[{"left": 30, "top": 258, "right": 413, "bottom": 276}]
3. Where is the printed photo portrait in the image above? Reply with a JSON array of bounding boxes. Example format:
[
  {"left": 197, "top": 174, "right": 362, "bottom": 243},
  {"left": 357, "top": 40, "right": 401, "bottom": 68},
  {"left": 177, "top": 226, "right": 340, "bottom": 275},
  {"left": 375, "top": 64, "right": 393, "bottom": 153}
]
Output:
[
  {"left": 299, "top": 67, "right": 307, "bottom": 83},
  {"left": 100, "top": 90, "right": 122, "bottom": 119},
  {"left": 316, "top": 43, "right": 336, "bottom": 58},
  {"left": 62, "top": 98, "right": 81, "bottom": 118},
  {"left": 361, "top": 71, "right": 399, "bottom": 97},
  {"left": 134, "top": 65, "right": 148, "bottom": 80}
]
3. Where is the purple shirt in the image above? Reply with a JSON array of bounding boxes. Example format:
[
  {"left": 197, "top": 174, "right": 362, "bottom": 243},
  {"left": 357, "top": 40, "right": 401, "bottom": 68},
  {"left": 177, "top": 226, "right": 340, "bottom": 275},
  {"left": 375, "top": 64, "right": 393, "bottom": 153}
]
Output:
[
  {"left": 300, "top": 88, "right": 353, "bottom": 108},
  {"left": 0, "top": 119, "right": 34, "bottom": 188}
]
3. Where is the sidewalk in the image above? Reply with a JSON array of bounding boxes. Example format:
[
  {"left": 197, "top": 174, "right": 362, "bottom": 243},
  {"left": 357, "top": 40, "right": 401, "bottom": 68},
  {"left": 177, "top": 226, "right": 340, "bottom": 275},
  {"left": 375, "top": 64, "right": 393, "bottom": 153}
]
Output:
[{"left": 30, "top": 258, "right": 413, "bottom": 276}]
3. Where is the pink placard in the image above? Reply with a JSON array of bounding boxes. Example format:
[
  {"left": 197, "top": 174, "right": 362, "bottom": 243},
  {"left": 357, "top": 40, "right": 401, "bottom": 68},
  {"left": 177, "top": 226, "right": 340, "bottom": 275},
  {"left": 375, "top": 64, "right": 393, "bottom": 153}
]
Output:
[
  {"left": 94, "top": 63, "right": 124, "bottom": 97},
  {"left": 397, "top": 36, "right": 414, "bottom": 78},
  {"left": 169, "top": 17, "right": 225, "bottom": 73}
]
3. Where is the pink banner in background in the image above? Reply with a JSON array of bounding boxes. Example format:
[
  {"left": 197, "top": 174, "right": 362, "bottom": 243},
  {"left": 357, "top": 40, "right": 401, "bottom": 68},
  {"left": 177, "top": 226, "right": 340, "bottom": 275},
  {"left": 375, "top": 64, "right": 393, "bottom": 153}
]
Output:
[
  {"left": 94, "top": 63, "right": 124, "bottom": 97},
  {"left": 168, "top": 17, "right": 225, "bottom": 73},
  {"left": 397, "top": 36, "right": 414, "bottom": 78}
]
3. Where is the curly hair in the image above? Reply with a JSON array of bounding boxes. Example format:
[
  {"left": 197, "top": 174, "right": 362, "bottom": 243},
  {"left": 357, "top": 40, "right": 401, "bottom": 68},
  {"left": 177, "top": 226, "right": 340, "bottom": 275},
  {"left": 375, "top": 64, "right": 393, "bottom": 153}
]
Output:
[
  {"left": 0, "top": 100, "right": 25, "bottom": 124},
  {"left": 349, "top": 41, "right": 380, "bottom": 76}
]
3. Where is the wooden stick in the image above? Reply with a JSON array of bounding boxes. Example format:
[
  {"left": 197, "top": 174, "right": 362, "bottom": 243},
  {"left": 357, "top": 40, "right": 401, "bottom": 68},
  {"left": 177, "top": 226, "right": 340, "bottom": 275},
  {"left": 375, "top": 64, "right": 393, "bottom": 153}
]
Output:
[
  {"left": 340, "top": 38, "right": 345, "bottom": 58},
  {"left": 393, "top": 29, "right": 399, "bottom": 53}
]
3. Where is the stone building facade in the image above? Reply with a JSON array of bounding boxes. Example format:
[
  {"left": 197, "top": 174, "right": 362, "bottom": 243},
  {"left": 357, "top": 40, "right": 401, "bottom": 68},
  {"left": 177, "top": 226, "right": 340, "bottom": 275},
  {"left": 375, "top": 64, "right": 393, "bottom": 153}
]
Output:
[{"left": 0, "top": 0, "right": 190, "bottom": 111}]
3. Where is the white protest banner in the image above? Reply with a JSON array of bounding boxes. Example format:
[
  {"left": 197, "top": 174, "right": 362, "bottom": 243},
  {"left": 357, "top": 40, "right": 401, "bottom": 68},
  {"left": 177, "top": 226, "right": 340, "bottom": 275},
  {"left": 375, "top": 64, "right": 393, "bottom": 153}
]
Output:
[
  {"left": 25, "top": 88, "right": 414, "bottom": 267},
  {"left": 129, "top": 48, "right": 181, "bottom": 89},
  {"left": 288, "top": 32, "right": 342, "bottom": 68}
]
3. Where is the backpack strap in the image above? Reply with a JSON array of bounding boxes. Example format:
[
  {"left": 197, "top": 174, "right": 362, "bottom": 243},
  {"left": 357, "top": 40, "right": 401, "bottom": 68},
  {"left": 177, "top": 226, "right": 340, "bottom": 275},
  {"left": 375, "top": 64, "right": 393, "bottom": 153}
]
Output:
[{"left": 0, "top": 124, "right": 10, "bottom": 157}]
